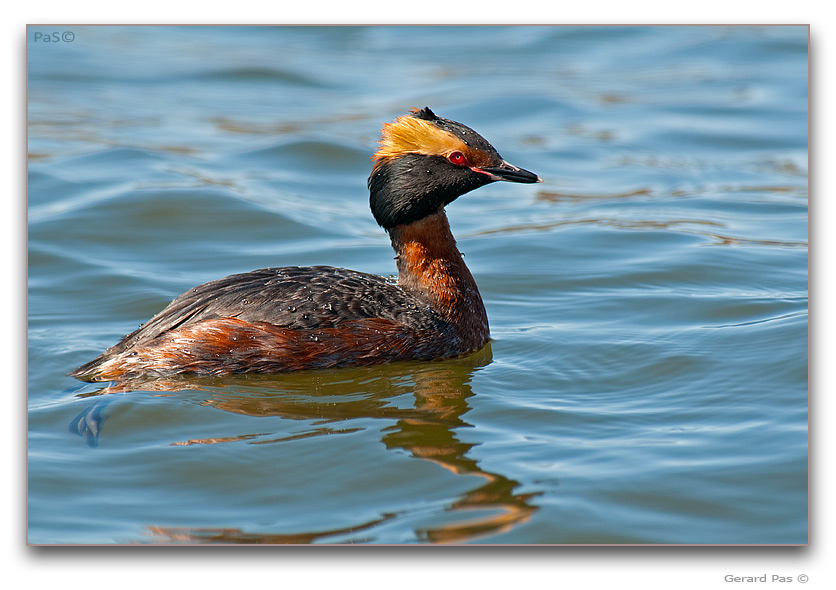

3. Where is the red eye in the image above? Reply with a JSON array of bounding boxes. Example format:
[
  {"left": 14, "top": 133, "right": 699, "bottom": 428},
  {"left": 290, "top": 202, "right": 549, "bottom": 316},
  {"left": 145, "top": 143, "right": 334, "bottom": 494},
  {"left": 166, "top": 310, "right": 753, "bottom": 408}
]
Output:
[{"left": 448, "top": 151, "right": 467, "bottom": 166}]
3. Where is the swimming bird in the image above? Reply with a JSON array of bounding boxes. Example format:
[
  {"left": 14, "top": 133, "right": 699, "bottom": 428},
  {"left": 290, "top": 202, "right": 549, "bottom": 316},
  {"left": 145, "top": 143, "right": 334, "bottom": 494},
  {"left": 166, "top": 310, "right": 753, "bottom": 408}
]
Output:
[{"left": 69, "top": 107, "right": 541, "bottom": 381}]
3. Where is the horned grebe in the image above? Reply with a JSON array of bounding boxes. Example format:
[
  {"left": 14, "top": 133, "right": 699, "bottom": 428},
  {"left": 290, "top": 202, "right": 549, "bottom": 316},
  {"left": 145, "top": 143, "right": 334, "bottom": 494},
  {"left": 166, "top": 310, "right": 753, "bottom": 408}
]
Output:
[{"left": 70, "top": 107, "right": 541, "bottom": 381}]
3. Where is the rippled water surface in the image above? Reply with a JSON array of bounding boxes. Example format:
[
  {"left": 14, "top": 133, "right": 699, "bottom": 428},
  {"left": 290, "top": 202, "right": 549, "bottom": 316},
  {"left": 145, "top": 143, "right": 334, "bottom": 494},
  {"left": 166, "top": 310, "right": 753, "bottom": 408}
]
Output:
[{"left": 28, "top": 25, "right": 808, "bottom": 544}]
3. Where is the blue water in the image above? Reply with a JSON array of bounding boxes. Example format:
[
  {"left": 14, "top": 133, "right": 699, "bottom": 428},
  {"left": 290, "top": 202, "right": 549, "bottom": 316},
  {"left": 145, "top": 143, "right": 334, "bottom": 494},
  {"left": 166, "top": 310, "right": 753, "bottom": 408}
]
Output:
[{"left": 28, "top": 25, "right": 807, "bottom": 544}]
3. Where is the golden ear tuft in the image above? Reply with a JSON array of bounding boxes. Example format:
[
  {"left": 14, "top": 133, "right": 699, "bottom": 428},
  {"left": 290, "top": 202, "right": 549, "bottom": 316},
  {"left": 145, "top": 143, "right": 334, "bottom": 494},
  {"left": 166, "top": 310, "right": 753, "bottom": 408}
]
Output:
[{"left": 374, "top": 114, "right": 467, "bottom": 162}]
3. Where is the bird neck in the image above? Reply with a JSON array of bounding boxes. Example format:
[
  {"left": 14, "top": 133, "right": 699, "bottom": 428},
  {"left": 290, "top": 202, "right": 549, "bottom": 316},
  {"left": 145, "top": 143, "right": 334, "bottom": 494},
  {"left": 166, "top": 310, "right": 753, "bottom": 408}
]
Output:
[{"left": 388, "top": 209, "right": 488, "bottom": 339}]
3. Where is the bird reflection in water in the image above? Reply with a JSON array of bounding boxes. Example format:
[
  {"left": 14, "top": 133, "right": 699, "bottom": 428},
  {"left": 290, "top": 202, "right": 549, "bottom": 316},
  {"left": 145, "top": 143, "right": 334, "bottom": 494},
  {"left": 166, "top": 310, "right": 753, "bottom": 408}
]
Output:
[{"left": 69, "top": 345, "right": 540, "bottom": 544}]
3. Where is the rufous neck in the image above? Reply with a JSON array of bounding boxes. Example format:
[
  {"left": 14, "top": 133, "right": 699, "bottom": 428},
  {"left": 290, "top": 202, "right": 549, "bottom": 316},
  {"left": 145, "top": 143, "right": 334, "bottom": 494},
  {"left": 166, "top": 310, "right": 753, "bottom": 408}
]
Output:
[{"left": 387, "top": 209, "right": 485, "bottom": 322}]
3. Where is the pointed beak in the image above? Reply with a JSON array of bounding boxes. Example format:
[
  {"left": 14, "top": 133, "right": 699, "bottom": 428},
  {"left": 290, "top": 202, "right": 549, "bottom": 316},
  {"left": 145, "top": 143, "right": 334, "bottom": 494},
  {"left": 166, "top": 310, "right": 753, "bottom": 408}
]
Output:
[{"left": 477, "top": 161, "right": 542, "bottom": 184}]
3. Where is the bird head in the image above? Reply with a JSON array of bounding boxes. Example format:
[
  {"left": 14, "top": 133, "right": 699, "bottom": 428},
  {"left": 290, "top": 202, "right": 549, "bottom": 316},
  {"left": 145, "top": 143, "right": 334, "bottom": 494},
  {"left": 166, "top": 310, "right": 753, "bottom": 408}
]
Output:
[{"left": 368, "top": 107, "right": 541, "bottom": 230}]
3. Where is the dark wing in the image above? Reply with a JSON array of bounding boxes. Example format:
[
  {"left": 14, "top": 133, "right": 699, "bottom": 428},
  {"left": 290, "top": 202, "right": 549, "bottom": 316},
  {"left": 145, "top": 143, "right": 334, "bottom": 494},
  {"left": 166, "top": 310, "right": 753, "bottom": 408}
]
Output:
[{"left": 82, "top": 265, "right": 443, "bottom": 359}]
